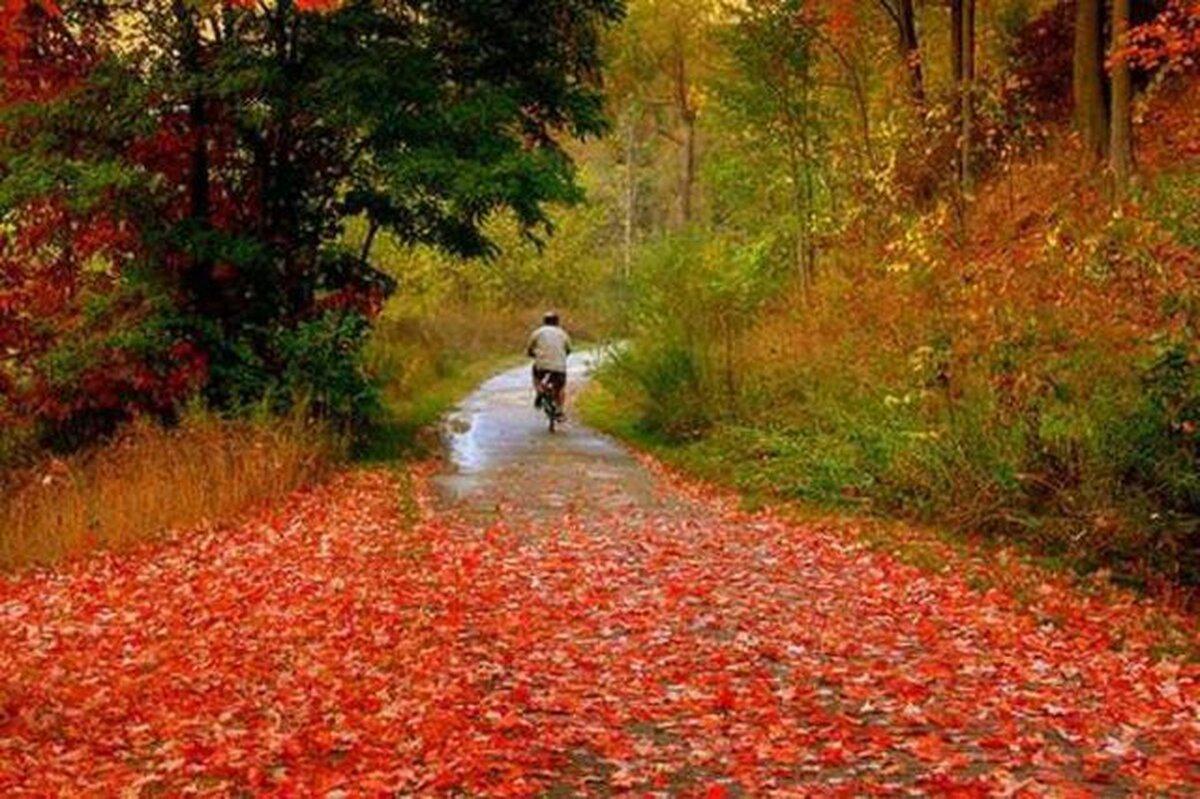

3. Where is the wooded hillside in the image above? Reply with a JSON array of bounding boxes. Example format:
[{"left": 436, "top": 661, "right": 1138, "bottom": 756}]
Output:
[{"left": 581, "top": 0, "right": 1200, "bottom": 592}]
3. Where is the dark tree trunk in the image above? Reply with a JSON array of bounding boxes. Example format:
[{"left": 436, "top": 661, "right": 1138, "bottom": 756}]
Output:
[
  {"left": 267, "top": 0, "right": 310, "bottom": 316},
  {"left": 950, "top": 0, "right": 963, "bottom": 86},
  {"left": 172, "top": 0, "right": 215, "bottom": 311},
  {"left": 1110, "top": 0, "right": 1134, "bottom": 193},
  {"left": 898, "top": 0, "right": 925, "bottom": 102},
  {"left": 960, "top": 0, "right": 976, "bottom": 191},
  {"left": 874, "top": 0, "right": 925, "bottom": 102},
  {"left": 1074, "top": 0, "right": 1109, "bottom": 164}
]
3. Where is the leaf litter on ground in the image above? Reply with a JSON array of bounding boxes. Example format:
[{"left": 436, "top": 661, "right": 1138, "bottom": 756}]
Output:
[{"left": 0, "top": 461, "right": 1197, "bottom": 795}]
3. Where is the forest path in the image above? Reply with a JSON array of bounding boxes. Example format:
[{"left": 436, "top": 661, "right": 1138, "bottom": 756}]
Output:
[
  {"left": 0, "top": 364, "right": 1198, "bottom": 794},
  {"left": 433, "top": 351, "right": 671, "bottom": 523}
]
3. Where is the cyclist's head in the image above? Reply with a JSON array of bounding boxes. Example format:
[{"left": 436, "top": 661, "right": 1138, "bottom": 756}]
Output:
[{"left": 543, "top": 311, "right": 560, "bottom": 326}]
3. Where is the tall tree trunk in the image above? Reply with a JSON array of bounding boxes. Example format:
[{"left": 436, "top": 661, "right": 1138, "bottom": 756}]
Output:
[
  {"left": 822, "top": 35, "right": 876, "bottom": 170},
  {"left": 898, "top": 0, "right": 924, "bottom": 102},
  {"left": 1110, "top": 0, "right": 1134, "bottom": 194},
  {"left": 1074, "top": 0, "right": 1109, "bottom": 164},
  {"left": 787, "top": 141, "right": 807, "bottom": 294},
  {"left": 950, "top": 0, "right": 963, "bottom": 86},
  {"left": 960, "top": 0, "right": 976, "bottom": 192},
  {"left": 269, "top": 0, "right": 308, "bottom": 315},
  {"left": 800, "top": 60, "right": 817, "bottom": 287},
  {"left": 172, "top": 0, "right": 214, "bottom": 310},
  {"left": 671, "top": 42, "right": 695, "bottom": 227},
  {"left": 679, "top": 109, "right": 696, "bottom": 226},
  {"left": 622, "top": 110, "right": 637, "bottom": 279}
]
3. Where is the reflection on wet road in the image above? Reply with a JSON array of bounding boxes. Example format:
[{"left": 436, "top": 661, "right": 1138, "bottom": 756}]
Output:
[{"left": 434, "top": 352, "right": 665, "bottom": 520}]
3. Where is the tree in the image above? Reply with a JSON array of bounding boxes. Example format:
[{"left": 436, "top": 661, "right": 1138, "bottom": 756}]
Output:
[
  {"left": 876, "top": 0, "right": 925, "bottom": 102},
  {"left": 1, "top": 0, "right": 624, "bottom": 442},
  {"left": 960, "top": 0, "right": 976, "bottom": 191},
  {"left": 605, "top": 0, "right": 715, "bottom": 230},
  {"left": 1074, "top": 0, "right": 1110, "bottom": 163},
  {"left": 716, "top": 0, "right": 824, "bottom": 289},
  {"left": 1110, "top": 0, "right": 1135, "bottom": 193}
]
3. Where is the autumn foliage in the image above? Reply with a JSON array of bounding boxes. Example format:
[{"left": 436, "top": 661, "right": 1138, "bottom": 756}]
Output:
[
  {"left": 1128, "top": 0, "right": 1200, "bottom": 70},
  {"left": 586, "top": 0, "right": 1200, "bottom": 590}
]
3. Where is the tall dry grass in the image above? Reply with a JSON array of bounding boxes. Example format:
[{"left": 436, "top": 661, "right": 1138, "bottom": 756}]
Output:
[{"left": 0, "top": 412, "right": 338, "bottom": 570}]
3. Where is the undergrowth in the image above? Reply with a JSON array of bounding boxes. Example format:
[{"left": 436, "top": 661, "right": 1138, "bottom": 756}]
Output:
[
  {"left": 0, "top": 411, "right": 337, "bottom": 571},
  {"left": 356, "top": 305, "right": 549, "bottom": 461}
]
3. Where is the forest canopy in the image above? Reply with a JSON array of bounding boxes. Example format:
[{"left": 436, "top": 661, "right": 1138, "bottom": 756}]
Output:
[{"left": 0, "top": 0, "right": 622, "bottom": 447}]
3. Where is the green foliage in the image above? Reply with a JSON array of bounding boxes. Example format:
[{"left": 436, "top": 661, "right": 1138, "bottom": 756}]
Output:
[
  {"left": 1143, "top": 168, "right": 1200, "bottom": 249},
  {"left": 603, "top": 344, "right": 709, "bottom": 438},
  {"left": 199, "top": 311, "right": 380, "bottom": 430},
  {"left": 275, "top": 312, "right": 381, "bottom": 427},
  {"left": 604, "top": 230, "right": 782, "bottom": 436},
  {"left": 592, "top": 290, "right": 1200, "bottom": 586},
  {"left": 1122, "top": 335, "right": 1200, "bottom": 512},
  {"left": 359, "top": 187, "right": 621, "bottom": 315}
]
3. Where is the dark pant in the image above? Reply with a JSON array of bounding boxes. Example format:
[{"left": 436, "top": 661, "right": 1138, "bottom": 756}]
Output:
[{"left": 533, "top": 367, "right": 567, "bottom": 405}]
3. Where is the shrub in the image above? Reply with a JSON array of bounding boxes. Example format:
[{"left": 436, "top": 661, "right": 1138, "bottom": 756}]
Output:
[
  {"left": 1122, "top": 335, "right": 1200, "bottom": 512},
  {"left": 609, "top": 231, "right": 783, "bottom": 438},
  {"left": 604, "top": 344, "right": 711, "bottom": 439},
  {"left": 275, "top": 311, "right": 380, "bottom": 427}
]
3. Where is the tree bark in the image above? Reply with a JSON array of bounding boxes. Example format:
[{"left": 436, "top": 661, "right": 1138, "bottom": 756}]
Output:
[
  {"left": 1110, "top": 0, "right": 1134, "bottom": 194},
  {"left": 960, "top": 0, "right": 976, "bottom": 192},
  {"left": 268, "top": 0, "right": 309, "bottom": 315},
  {"left": 1073, "top": 0, "right": 1109, "bottom": 164},
  {"left": 359, "top": 221, "right": 380, "bottom": 266},
  {"left": 622, "top": 110, "right": 638, "bottom": 278},
  {"left": 679, "top": 109, "right": 696, "bottom": 226},
  {"left": 172, "top": 0, "right": 214, "bottom": 310},
  {"left": 820, "top": 33, "right": 876, "bottom": 169},
  {"left": 898, "top": 0, "right": 924, "bottom": 102},
  {"left": 800, "top": 59, "right": 817, "bottom": 286},
  {"left": 672, "top": 43, "right": 696, "bottom": 227}
]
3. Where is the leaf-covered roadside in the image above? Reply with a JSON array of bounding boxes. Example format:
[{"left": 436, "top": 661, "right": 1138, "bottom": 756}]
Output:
[{"left": 1, "top": 466, "right": 1197, "bottom": 795}]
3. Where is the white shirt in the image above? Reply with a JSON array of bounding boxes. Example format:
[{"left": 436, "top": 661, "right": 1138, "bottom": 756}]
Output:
[{"left": 527, "top": 325, "right": 572, "bottom": 372}]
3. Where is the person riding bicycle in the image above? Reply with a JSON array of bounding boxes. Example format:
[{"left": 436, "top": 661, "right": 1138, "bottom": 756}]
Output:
[{"left": 527, "top": 311, "right": 571, "bottom": 416}]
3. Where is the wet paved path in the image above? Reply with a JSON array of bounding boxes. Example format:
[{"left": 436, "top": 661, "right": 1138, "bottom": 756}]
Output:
[{"left": 434, "top": 353, "right": 669, "bottom": 521}]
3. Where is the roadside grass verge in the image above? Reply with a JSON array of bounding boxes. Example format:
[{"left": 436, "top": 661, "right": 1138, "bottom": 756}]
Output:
[
  {"left": 0, "top": 411, "right": 337, "bottom": 571},
  {"left": 355, "top": 307, "right": 531, "bottom": 462},
  {"left": 356, "top": 353, "right": 520, "bottom": 463},
  {"left": 578, "top": 376, "right": 1158, "bottom": 583},
  {"left": 578, "top": 379, "right": 1200, "bottom": 658}
]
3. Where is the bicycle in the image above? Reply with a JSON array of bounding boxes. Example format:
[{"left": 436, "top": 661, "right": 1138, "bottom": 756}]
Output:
[{"left": 535, "top": 373, "right": 564, "bottom": 433}]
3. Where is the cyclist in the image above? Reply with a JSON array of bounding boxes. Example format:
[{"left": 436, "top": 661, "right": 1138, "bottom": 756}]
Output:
[{"left": 527, "top": 311, "right": 571, "bottom": 415}]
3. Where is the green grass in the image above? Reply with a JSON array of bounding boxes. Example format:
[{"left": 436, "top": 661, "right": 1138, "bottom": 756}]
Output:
[{"left": 578, "top": 377, "right": 900, "bottom": 510}]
